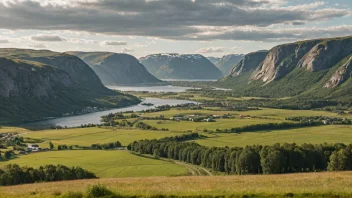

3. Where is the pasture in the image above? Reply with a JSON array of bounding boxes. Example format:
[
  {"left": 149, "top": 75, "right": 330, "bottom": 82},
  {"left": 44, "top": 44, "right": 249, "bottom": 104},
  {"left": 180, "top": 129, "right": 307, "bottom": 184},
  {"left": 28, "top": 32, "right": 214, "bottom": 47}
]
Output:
[
  {"left": 1, "top": 172, "right": 352, "bottom": 197},
  {"left": 1, "top": 150, "right": 187, "bottom": 178},
  {"left": 196, "top": 125, "right": 352, "bottom": 147},
  {"left": 22, "top": 127, "right": 184, "bottom": 147}
]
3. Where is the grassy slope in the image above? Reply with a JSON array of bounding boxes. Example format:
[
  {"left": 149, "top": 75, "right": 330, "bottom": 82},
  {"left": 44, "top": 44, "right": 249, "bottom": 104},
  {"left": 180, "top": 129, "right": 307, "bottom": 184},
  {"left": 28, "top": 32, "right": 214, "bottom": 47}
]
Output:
[
  {"left": 1, "top": 172, "right": 352, "bottom": 197},
  {"left": 1, "top": 150, "right": 187, "bottom": 178}
]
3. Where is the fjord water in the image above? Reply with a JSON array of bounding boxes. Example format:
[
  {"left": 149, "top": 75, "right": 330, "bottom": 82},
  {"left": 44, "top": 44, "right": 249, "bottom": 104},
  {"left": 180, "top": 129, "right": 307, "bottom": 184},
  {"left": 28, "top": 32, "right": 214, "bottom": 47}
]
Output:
[
  {"left": 22, "top": 98, "right": 197, "bottom": 128},
  {"left": 107, "top": 85, "right": 199, "bottom": 92}
]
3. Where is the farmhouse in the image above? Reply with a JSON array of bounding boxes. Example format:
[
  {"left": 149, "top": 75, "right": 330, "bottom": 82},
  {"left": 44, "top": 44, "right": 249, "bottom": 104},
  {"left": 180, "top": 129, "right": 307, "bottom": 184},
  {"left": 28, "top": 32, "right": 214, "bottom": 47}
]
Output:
[{"left": 27, "top": 144, "right": 40, "bottom": 152}]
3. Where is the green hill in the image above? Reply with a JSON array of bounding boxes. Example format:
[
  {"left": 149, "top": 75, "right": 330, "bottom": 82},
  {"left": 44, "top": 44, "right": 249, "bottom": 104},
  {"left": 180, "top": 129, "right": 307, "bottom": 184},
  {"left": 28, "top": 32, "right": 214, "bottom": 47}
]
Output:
[
  {"left": 67, "top": 51, "right": 165, "bottom": 85},
  {"left": 0, "top": 49, "right": 140, "bottom": 123}
]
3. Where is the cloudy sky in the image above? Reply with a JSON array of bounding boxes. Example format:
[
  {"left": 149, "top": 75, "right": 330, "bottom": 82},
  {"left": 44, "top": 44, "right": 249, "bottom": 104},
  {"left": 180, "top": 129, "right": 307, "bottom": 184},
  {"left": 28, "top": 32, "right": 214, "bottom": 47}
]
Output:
[{"left": 0, "top": 0, "right": 351, "bottom": 58}]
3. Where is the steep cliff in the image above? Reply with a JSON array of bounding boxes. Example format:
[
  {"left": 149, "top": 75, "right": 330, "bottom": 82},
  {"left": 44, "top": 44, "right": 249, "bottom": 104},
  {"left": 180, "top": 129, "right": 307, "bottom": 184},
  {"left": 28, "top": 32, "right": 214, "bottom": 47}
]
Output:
[
  {"left": 140, "top": 54, "right": 223, "bottom": 80},
  {"left": 217, "top": 36, "right": 352, "bottom": 99},
  {"left": 0, "top": 49, "right": 140, "bottom": 123},
  {"left": 68, "top": 52, "right": 164, "bottom": 85},
  {"left": 0, "top": 48, "right": 107, "bottom": 91},
  {"left": 230, "top": 51, "right": 268, "bottom": 77}
]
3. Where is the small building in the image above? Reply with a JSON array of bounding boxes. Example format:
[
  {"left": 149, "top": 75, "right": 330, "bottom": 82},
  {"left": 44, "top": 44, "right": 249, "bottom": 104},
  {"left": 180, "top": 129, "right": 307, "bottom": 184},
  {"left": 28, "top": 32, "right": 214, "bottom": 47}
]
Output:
[{"left": 27, "top": 144, "right": 40, "bottom": 152}]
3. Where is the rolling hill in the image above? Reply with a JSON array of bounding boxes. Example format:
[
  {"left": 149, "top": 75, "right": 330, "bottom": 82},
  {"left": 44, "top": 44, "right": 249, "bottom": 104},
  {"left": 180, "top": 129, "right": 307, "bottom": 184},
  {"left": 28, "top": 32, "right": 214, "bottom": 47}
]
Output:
[
  {"left": 140, "top": 54, "right": 223, "bottom": 80},
  {"left": 67, "top": 51, "right": 165, "bottom": 85}
]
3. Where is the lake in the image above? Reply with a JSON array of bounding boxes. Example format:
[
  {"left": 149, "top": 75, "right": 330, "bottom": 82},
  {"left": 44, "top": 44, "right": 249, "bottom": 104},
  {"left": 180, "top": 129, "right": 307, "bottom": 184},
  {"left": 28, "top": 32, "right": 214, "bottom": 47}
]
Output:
[
  {"left": 22, "top": 98, "right": 197, "bottom": 129},
  {"left": 107, "top": 85, "right": 199, "bottom": 93}
]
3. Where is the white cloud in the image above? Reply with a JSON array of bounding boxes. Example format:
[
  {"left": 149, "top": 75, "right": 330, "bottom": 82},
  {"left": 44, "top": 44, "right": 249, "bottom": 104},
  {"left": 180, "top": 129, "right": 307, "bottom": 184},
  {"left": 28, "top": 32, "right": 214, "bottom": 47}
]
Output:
[
  {"left": 27, "top": 43, "right": 47, "bottom": 48},
  {"left": 31, "top": 34, "right": 66, "bottom": 42},
  {"left": 121, "top": 48, "right": 134, "bottom": 53},
  {"left": 101, "top": 41, "right": 127, "bottom": 46},
  {"left": 197, "top": 47, "right": 225, "bottom": 53}
]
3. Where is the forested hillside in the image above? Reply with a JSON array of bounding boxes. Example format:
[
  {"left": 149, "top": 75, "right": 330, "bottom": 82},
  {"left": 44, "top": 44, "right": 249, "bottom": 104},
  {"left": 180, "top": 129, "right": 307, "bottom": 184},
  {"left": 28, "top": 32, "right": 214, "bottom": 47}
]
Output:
[
  {"left": 0, "top": 49, "right": 140, "bottom": 123},
  {"left": 217, "top": 36, "right": 352, "bottom": 102}
]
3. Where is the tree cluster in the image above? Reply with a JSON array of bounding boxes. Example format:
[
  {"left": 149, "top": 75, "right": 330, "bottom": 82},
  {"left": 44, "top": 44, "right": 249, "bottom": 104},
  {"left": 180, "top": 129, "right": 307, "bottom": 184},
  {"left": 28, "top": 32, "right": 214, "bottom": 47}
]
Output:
[
  {"left": 129, "top": 137, "right": 352, "bottom": 174},
  {"left": 0, "top": 164, "right": 96, "bottom": 186},
  {"left": 214, "top": 122, "right": 322, "bottom": 133}
]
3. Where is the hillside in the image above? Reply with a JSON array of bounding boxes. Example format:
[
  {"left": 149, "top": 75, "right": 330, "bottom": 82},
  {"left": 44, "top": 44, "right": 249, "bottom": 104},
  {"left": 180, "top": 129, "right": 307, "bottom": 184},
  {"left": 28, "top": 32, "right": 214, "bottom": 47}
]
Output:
[
  {"left": 217, "top": 36, "right": 352, "bottom": 102},
  {"left": 140, "top": 54, "right": 223, "bottom": 80},
  {"left": 67, "top": 51, "right": 165, "bottom": 85},
  {"left": 0, "top": 49, "right": 140, "bottom": 123},
  {"left": 215, "top": 54, "right": 244, "bottom": 75}
]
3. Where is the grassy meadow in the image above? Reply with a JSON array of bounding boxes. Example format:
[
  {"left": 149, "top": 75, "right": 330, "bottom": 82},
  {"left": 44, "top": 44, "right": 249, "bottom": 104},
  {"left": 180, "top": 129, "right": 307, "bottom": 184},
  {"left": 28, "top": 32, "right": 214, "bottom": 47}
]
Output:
[
  {"left": 1, "top": 150, "right": 187, "bottom": 178},
  {"left": 1, "top": 172, "right": 352, "bottom": 197},
  {"left": 195, "top": 125, "right": 352, "bottom": 147},
  {"left": 21, "top": 127, "right": 184, "bottom": 147}
]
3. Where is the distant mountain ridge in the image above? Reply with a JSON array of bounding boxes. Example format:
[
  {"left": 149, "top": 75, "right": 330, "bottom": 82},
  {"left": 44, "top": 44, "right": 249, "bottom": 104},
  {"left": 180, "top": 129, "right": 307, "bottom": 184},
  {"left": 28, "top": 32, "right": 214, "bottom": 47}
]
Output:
[
  {"left": 0, "top": 49, "right": 139, "bottom": 123},
  {"left": 215, "top": 54, "right": 244, "bottom": 75},
  {"left": 67, "top": 51, "right": 165, "bottom": 85},
  {"left": 217, "top": 36, "right": 352, "bottom": 101},
  {"left": 140, "top": 53, "right": 223, "bottom": 80}
]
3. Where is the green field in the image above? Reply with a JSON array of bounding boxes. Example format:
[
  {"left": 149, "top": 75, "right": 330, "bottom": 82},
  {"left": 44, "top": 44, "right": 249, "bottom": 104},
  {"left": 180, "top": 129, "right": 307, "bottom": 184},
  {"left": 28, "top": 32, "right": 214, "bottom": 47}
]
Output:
[
  {"left": 1, "top": 150, "right": 187, "bottom": 178},
  {"left": 195, "top": 125, "right": 352, "bottom": 147},
  {"left": 22, "top": 127, "right": 184, "bottom": 147},
  {"left": 143, "top": 118, "right": 284, "bottom": 132}
]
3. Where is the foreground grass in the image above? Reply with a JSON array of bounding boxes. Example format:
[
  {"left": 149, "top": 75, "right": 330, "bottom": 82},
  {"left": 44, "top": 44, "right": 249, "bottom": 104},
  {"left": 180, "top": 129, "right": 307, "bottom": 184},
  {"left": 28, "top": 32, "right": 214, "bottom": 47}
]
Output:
[
  {"left": 1, "top": 172, "right": 352, "bottom": 197},
  {"left": 196, "top": 125, "right": 352, "bottom": 147},
  {"left": 1, "top": 150, "right": 187, "bottom": 178}
]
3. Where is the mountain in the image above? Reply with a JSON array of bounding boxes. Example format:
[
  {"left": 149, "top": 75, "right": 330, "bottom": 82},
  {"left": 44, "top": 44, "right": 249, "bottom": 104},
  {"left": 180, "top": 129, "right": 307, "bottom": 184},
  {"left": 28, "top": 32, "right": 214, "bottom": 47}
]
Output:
[
  {"left": 217, "top": 36, "right": 352, "bottom": 101},
  {"left": 215, "top": 54, "right": 244, "bottom": 75},
  {"left": 0, "top": 49, "right": 140, "bottom": 123},
  {"left": 207, "top": 57, "right": 221, "bottom": 65},
  {"left": 67, "top": 52, "right": 165, "bottom": 85},
  {"left": 140, "top": 54, "right": 223, "bottom": 80}
]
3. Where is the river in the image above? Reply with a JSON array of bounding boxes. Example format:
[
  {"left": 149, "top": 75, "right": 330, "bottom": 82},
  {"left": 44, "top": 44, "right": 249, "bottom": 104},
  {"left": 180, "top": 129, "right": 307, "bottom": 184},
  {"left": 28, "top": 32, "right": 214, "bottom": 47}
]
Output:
[{"left": 22, "top": 98, "right": 197, "bottom": 129}]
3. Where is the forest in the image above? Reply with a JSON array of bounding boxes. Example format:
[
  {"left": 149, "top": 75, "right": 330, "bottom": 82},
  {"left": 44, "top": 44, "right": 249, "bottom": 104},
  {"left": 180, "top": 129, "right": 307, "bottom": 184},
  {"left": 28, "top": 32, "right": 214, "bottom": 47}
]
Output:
[{"left": 129, "top": 133, "right": 352, "bottom": 175}]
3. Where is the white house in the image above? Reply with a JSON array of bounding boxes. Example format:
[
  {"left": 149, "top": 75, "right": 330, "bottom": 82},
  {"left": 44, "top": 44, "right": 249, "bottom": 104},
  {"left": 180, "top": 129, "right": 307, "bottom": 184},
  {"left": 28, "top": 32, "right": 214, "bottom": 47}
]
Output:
[{"left": 27, "top": 144, "right": 40, "bottom": 152}]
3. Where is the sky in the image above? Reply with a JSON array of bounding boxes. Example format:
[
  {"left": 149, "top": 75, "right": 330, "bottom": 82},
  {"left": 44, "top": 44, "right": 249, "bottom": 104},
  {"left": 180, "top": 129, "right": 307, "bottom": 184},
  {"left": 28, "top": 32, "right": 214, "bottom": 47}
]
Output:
[{"left": 0, "top": 0, "right": 351, "bottom": 58}]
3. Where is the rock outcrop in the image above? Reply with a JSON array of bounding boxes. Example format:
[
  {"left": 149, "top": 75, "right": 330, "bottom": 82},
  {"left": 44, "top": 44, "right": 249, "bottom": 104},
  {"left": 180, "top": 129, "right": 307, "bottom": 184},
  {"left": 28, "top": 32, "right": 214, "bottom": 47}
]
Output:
[
  {"left": 325, "top": 56, "right": 352, "bottom": 88},
  {"left": 0, "top": 58, "right": 73, "bottom": 98}
]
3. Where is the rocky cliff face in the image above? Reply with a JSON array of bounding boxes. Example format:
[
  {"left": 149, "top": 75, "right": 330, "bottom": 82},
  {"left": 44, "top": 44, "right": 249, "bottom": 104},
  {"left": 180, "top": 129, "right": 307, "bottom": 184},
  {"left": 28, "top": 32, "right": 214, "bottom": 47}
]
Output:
[
  {"left": 67, "top": 52, "right": 163, "bottom": 85},
  {"left": 0, "top": 49, "right": 140, "bottom": 123},
  {"left": 0, "top": 58, "right": 73, "bottom": 98},
  {"left": 140, "top": 54, "right": 223, "bottom": 79},
  {"left": 0, "top": 49, "right": 106, "bottom": 91},
  {"left": 217, "top": 36, "right": 352, "bottom": 99},
  {"left": 298, "top": 38, "right": 352, "bottom": 71},
  {"left": 325, "top": 56, "right": 352, "bottom": 88},
  {"left": 231, "top": 51, "right": 268, "bottom": 77},
  {"left": 216, "top": 54, "right": 244, "bottom": 76}
]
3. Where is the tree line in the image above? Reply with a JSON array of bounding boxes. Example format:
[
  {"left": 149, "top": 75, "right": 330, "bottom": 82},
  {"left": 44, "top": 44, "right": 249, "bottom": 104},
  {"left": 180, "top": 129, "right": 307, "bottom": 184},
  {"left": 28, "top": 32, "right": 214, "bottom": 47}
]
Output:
[
  {"left": 129, "top": 134, "right": 352, "bottom": 174},
  {"left": 213, "top": 121, "right": 322, "bottom": 133},
  {"left": 0, "top": 164, "right": 96, "bottom": 186}
]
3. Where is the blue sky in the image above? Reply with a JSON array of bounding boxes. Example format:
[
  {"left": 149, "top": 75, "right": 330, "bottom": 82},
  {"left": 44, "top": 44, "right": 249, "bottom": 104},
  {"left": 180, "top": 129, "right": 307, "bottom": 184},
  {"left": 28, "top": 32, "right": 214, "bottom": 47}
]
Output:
[{"left": 0, "top": 0, "right": 351, "bottom": 58}]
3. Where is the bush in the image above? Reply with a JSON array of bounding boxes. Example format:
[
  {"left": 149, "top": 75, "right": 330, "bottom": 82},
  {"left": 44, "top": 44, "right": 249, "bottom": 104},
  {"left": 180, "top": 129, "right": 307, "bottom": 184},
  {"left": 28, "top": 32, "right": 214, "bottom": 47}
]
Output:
[
  {"left": 60, "top": 192, "right": 84, "bottom": 198},
  {"left": 86, "top": 184, "right": 115, "bottom": 198}
]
